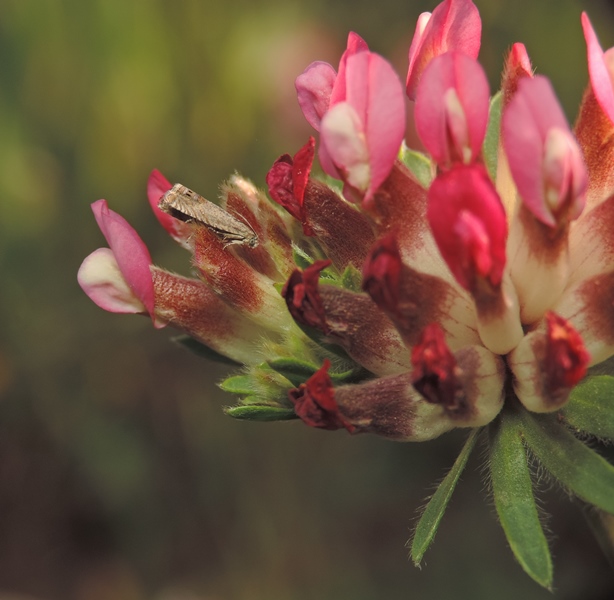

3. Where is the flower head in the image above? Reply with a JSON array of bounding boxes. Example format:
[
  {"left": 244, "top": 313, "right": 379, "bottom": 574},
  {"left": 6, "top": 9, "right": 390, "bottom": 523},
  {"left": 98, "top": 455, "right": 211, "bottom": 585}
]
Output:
[{"left": 80, "top": 0, "right": 614, "bottom": 589}]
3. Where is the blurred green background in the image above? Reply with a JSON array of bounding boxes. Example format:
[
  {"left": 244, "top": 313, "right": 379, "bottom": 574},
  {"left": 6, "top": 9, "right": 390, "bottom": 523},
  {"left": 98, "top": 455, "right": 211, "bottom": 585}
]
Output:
[{"left": 1, "top": 0, "right": 614, "bottom": 598}]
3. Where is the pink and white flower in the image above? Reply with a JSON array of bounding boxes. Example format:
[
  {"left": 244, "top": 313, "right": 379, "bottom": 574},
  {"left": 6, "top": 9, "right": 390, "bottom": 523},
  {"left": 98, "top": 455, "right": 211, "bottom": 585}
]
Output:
[{"left": 79, "top": 1, "right": 614, "bottom": 586}]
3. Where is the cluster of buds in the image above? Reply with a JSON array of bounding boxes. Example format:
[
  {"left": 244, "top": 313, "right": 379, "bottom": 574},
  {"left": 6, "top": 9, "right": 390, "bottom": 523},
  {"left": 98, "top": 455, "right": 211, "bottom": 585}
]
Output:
[{"left": 79, "top": 0, "right": 614, "bottom": 588}]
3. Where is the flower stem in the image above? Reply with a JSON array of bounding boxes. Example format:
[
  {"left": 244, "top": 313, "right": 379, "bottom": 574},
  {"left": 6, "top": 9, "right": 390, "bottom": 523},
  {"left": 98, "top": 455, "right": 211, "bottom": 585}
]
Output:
[{"left": 584, "top": 507, "right": 614, "bottom": 570}]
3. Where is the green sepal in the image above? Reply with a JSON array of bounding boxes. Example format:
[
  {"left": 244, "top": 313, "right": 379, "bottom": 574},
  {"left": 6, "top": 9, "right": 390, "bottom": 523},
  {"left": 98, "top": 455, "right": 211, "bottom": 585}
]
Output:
[
  {"left": 287, "top": 246, "right": 339, "bottom": 282},
  {"left": 171, "top": 335, "right": 239, "bottom": 365},
  {"left": 292, "top": 244, "right": 315, "bottom": 270},
  {"left": 562, "top": 375, "right": 614, "bottom": 441},
  {"left": 489, "top": 410, "right": 553, "bottom": 590},
  {"left": 520, "top": 411, "right": 614, "bottom": 515},
  {"left": 410, "top": 428, "right": 479, "bottom": 565},
  {"left": 267, "top": 356, "right": 370, "bottom": 388},
  {"left": 340, "top": 264, "right": 363, "bottom": 293},
  {"left": 288, "top": 319, "right": 357, "bottom": 363},
  {"left": 224, "top": 404, "right": 298, "bottom": 421},
  {"left": 219, "top": 363, "right": 294, "bottom": 407},
  {"left": 399, "top": 144, "right": 433, "bottom": 188},
  {"left": 218, "top": 375, "right": 255, "bottom": 395},
  {"left": 484, "top": 91, "right": 502, "bottom": 180}
]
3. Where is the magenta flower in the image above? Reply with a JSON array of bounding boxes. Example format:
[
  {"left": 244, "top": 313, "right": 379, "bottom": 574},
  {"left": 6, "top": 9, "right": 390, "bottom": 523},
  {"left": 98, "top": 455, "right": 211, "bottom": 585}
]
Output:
[
  {"left": 296, "top": 33, "right": 406, "bottom": 205},
  {"left": 415, "top": 51, "right": 490, "bottom": 168},
  {"left": 406, "top": 0, "right": 481, "bottom": 100},
  {"left": 78, "top": 199, "right": 157, "bottom": 319},
  {"left": 80, "top": 0, "right": 614, "bottom": 589}
]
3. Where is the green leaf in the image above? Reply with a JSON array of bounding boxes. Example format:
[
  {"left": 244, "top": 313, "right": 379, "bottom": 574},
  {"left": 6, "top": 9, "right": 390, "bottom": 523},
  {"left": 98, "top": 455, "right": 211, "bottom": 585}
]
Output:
[
  {"left": 484, "top": 91, "right": 502, "bottom": 180},
  {"left": 267, "top": 356, "right": 370, "bottom": 387},
  {"left": 329, "top": 367, "right": 371, "bottom": 385},
  {"left": 289, "top": 319, "right": 356, "bottom": 362},
  {"left": 340, "top": 264, "right": 363, "bottom": 293},
  {"left": 224, "top": 404, "right": 298, "bottom": 421},
  {"left": 219, "top": 363, "right": 295, "bottom": 406},
  {"left": 520, "top": 411, "right": 614, "bottom": 514},
  {"left": 292, "top": 244, "right": 315, "bottom": 270},
  {"left": 563, "top": 375, "right": 614, "bottom": 441},
  {"left": 267, "top": 357, "right": 317, "bottom": 387},
  {"left": 583, "top": 507, "right": 614, "bottom": 570},
  {"left": 399, "top": 145, "right": 433, "bottom": 188},
  {"left": 410, "top": 428, "right": 479, "bottom": 565},
  {"left": 172, "top": 335, "right": 239, "bottom": 365},
  {"left": 489, "top": 411, "right": 553, "bottom": 589},
  {"left": 219, "top": 374, "right": 255, "bottom": 395}
]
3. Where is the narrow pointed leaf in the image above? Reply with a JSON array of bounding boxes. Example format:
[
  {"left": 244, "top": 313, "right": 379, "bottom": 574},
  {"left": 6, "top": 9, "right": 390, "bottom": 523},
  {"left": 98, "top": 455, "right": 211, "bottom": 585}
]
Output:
[
  {"left": 583, "top": 508, "right": 614, "bottom": 570},
  {"left": 172, "top": 335, "right": 240, "bottom": 365},
  {"left": 411, "top": 428, "right": 479, "bottom": 565},
  {"left": 224, "top": 405, "right": 298, "bottom": 421},
  {"left": 399, "top": 147, "right": 433, "bottom": 188},
  {"left": 484, "top": 92, "right": 502, "bottom": 179},
  {"left": 562, "top": 375, "right": 614, "bottom": 441},
  {"left": 520, "top": 411, "right": 614, "bottom": 514},
  {"left": 489, "top": 411, "right": 553, "bottom": 589},
  {"left": 292, "top": 245, "right": 316, "bottom": 270},
  {"left": 267, "top": 356, "right": 369, "bottom": 387},
  {"left": 267, "top": 357, "right": 320, "bottom": 387},
  {"left": 341, "top": 264, "right": 363, "bottom": 292},
  {"left": 219, "top": 375, "right": 256, "bottom": 395}
]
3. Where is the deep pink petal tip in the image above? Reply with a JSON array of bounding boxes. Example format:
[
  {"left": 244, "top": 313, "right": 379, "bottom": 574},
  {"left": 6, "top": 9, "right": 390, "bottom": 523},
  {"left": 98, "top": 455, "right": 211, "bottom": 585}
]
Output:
[
  {"left": 406, "top": 0, "right": 482, "bottom": 100},
  {"left": 582, "top": 12, "right": 614, "bottom": 125},
  {"left": 415, "top": 51, "right": 489, "bottom": 168},
  {"left": 91, "top": 199, "right": 155, "bottom": 316}
]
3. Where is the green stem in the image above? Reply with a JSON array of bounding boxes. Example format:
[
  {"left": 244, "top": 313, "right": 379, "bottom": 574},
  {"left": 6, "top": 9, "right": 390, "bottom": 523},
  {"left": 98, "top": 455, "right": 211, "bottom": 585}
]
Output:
[{"left": 584, "top": 508, "right": 614, "bottom": 570}]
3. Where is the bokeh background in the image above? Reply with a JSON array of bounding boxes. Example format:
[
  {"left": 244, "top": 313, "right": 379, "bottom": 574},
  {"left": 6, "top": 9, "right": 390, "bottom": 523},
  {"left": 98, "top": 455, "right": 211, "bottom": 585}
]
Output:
[{"left": 1, "top": 0, "right": 614, "bottom": 598}]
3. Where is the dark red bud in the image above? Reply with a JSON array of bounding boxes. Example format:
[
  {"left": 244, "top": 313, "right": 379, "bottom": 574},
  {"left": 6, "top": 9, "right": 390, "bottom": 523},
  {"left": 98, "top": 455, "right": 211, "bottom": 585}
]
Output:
[
  {"left": 282, "top": 260, "right": 331, "bottom": 332},
  {"left": 292, "top": 136, "right": 315, "bottom": 206},
  {"left": 266, "top": 155, "right": 296, "bottom": 213},
  {"left": 411, "top": 323, "right": 466, "bottom": 414},
  {"left": 288, "top": 360, "right": 355, "bottom": 432},
  {"left": 362, "top": 232, "right": 402, "bottom": 316},
  {"left": 266, "top": 138, "right": 315, "bottom": 235},
  {"left": 545, "top": 311, "right": 590, "bottom": 390}
]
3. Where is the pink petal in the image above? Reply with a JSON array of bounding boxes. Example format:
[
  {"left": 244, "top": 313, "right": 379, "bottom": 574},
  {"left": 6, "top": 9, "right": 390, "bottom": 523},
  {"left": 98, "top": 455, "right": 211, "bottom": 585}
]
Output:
[
  {"left": 507, "top": 43, "right": 532, "bottom": 76},
  {"left": 406, "top": 0, "right": 481, "bottom": 100},
  {"left": 329, "top": 32, "right": 369, "bottom": 106},
  {"left": 503, "top": 76, "right": 586, "bottom": 226},
  {"left": 415, "top": 51, "right": 489, "bottom": 168},
  {"left": 78, "top": 248, "right": 147, "bottom": 314},
  {"left": 317, "top": 137, "right": 342, "bottom": 181},
  {"left": 427, "top": 164, "right": 507, "bottom": 292},
  {"left": 407, "top": 11, "right": 433, "bottom": 84},
  {"left": 91, "top": 199, "right": 155, "bottom": 316},
  {"left": 295, "top": 61, "right": 338, "bottom": 131},
  {"left": 147, "top": 169, "right": 192, "bottom": 244},
  {"left": 342, "top": 51, "right": 406, "bottom": 202},
  {"left": 501, "top": 43, "right": 533, "bottom": 105},
  {"left": 320, "top": 102, "right": 370, "bottom": 192},
  {"left": 582, "top": 12, "right": 614, "bottom": 125}
]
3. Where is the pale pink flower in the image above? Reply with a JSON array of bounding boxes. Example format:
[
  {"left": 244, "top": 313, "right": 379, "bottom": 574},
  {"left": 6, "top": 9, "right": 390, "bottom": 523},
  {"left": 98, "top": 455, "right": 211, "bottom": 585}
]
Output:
[
  {"left": 80, "top": 1, "right": 614, "bottom": 586},
  {"left": 406, "top": 0, "right": 481, "bottom": 100}
]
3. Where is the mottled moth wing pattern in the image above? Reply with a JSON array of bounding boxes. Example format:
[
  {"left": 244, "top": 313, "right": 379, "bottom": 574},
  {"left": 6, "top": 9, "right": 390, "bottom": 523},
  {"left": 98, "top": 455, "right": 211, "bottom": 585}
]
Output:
[{"left": 159, "top": 183, "right": 259, "bottom": 248}]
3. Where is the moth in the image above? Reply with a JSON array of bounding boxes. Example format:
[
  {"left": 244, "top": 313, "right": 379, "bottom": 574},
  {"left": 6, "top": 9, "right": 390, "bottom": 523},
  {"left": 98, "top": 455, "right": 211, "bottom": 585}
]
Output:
[{"left": 159, "top": 183, "right": 259, "bottom": 248}]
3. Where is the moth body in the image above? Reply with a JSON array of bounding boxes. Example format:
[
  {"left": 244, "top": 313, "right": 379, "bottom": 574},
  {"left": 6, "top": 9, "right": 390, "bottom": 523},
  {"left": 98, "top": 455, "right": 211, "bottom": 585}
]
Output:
[{"left": 159, "top": 183, "right": 258, "bottom": 248}]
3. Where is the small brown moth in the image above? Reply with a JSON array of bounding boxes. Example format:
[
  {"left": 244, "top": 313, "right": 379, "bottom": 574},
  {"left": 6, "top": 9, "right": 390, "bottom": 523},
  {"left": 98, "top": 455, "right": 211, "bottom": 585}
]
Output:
[{"left": 159, "top": 183, "right": 259, "bottom": 248}]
